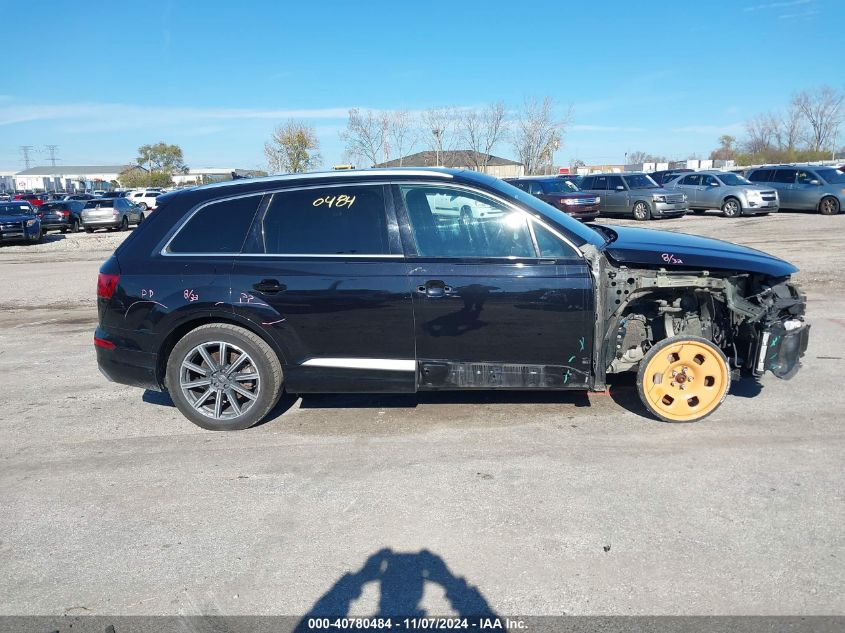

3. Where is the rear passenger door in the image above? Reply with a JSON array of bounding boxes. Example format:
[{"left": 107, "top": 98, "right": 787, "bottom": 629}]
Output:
[
  {"left": 793, "top": 169, "right": 822, "bottom": 210},
  {"left": 770, "top": 168, "right": 798, "bottom": 207},
  {"left": 674, "top": 174, "right": 701, "bottom": 207},
  {"left": 230, "top": 182, "right": 416, "bottom": 393},
  {"left": 584, "top": 176, "right": 609, "bottom": 213}
]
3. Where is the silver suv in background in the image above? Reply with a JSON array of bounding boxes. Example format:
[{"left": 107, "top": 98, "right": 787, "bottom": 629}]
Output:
[
  {"left": 746, "top": 165, "right": 844, "bottom": 215},
  {"left": 665, "top": 171, "right": 779, "bottom": 217},
  {"left": 579, "top": 172, "right": 687, "bottom": 220}
]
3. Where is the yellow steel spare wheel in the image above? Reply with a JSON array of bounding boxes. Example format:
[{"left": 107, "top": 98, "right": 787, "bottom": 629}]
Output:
[{"left": 636, "top": 336, "right": 730, "bottom": 423}]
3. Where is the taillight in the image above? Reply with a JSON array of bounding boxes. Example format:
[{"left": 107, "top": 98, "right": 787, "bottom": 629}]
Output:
[
  {"left": 97, "top": 273, "right": 120, "bottom": 299},
  {"left": 94, "top": 336, "right": 116, "bottom": 350},
  {"left": 61, "top": 210, "right": 70, "bottom": 217}
]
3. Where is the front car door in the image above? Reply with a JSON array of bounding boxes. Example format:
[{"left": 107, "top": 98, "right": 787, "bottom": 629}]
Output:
[
  {"left": 699, "top": 174, "right": 721, "bottom": 209},
  {"left": 395, "top": 182, "right": 593, "bottom": 389},
  {"left": 605, "top": 175, "right": 627, "bottom": 214},
  {"left": 793, "top": 168, "right": 822, "bottom": 210},
  {"left": 230, "top": 182, "right": 416, "bottom": 393}
]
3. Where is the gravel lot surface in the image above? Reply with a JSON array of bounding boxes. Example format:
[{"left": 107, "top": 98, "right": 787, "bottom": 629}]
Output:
[{"left": 0, "top": 211, "right": 843, "bottom": 617}]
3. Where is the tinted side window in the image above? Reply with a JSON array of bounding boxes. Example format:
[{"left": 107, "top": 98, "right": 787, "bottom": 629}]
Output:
[
  {"left": 748, "top": 170, "right": 771, "bottom": 183},
  {"left": 591, "top": 176, "right": 609, "bottom": 191},
  {"left": 796, "top": 170, "right": 817, "bottom": 184},
  {"left": 168, "top": 195, "right": 262, "bottom": 254},
  {"left": 580, "top": 177, "right": 595, "bottom": 189},
  {"left": 262, "top": 185, "right": 389, "bottom": 255},
  {"left": 679, "top": 175, "right": 696, "bottom": 185},
  {"left": 773, "top": 169, "right": 797, "bottom": 184},
  {"left": 400, "top": 185, "right": 535, "bottom": 258},
  {"left": 608, "top": 176, "right": 625, "bottom": 190}
]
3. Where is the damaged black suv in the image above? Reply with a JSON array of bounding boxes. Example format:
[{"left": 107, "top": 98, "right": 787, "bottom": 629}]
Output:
[{"left": 95, "top": 169, "right": 809, "bottom": 430}]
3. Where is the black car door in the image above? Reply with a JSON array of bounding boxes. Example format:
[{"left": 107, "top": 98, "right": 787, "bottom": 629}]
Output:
[
  {"left": 394, "top": 182, "right": 593, "bottom": 389},
  {"left": 230, "top": 182, "right": 416, "bottom": 393}
]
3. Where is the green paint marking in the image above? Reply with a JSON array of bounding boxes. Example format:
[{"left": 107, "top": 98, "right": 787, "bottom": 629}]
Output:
[
  {"left": 578, "top": 337, "right": 585, "bottom": 352},
  {"left": 770, "top": 336, "right": 780, "bottom": 347},
  {"left": 563, "top": 370, "right": 571, "bottom": 384},
  {"left": 568, "top": 355, "right": 576, "bottom": 363}
]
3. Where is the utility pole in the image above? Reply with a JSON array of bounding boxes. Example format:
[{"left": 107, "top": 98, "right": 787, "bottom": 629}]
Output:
[
  {"left": 44, "top": 145, "right": 59, "bottom": 167},
  {"left": 19, "top": 145, "right": 35, "bottom": 169}
]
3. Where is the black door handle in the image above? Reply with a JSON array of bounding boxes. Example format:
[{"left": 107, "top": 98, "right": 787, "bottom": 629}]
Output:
[
  {"left": 252, "top": 279, "right": 286, "bottom": 293},
  {"left": 417, "top": 280, "right": 452, "bottom": 298}
]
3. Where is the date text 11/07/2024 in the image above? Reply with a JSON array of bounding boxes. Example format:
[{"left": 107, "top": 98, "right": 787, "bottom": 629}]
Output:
[{"left": 303, "top": 617, "right": 526, "bottom": 630}]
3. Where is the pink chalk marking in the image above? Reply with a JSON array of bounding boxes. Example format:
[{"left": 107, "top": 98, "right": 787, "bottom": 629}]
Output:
[{"left": 261, "top": 319, "right": 286, "bottom": 326}]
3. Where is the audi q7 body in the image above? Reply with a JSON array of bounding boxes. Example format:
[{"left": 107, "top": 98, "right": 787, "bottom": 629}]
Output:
[
  {"left": 746, "top": 165, "right": 844, "bottom": 215},
  {"left": 95, "top": 169, "right": 809, "bottom": 430},
  {"left": 665, "top": 170, "right": 779, "bottom": 217},
  {"left": 579, "top": 173, "right": 688, "bottom": 220}
]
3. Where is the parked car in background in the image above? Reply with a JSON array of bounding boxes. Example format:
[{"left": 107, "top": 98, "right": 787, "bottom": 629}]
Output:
[
  {"left": 746, "top": 165, "right": 844, "bottom": 215},
  {"left": 505, "top": 175, "right": 601, "bottom": 221},
  {"left": 665, "top": 171, "right": 779, "bottom": 217},
  {"left": 650, "top": 169, "right": 694, "bottom": 186},
  {"left": 81, "top": 197, "right": 144, "bottom": 232},
  {"left": 36, "top": 200, "right": 86, "bottom": 233},
  {"left": 579, "top": 173, "right": 687, "bottom": 220},
  {"left": 14, "top": 192, "right": 45, "bottom": 207},
  {"left": 127, "top": 189, "right": 163, "bottom": 211},
  {"left": 64, "top": 193, "right": 96, "bottom": 201},
  {"left": 557, "top": 174, "right": 583, "bottom": 188},
  {"left": 0, "top": 201, "right": 42, "bottom": 244},
  {"left": 94, "top": 168, "right": 809, "bottom": 429}
]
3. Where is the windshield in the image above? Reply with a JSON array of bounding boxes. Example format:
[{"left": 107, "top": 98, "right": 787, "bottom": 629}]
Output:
[
  {"left": 541, "top": 179, "right": 579, "bottom": 194},
  {"left": 475, "top": 172, "right": 605, "bottom": 248},
  {"left": 624, "top": 174, "right": 659, "bottom": 189},
  {"left": 715, "top": 173, "right": 750, "bottom": 186},
  {"left": 0, "top": 203, "right": 34, "bottom": 215},
  {"left": 816, "top": 168, "right": 845, "bottom": 184}
]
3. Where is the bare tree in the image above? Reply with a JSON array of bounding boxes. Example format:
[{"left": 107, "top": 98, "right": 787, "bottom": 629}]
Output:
[
  {"left": 263, "top": 120, "right": 321, "bottom": 174},
  {"left": 709, "top": 135, "right": 736, "bottom": 161},
  {"left": 458, "top": 101, "right": 507, "bottom": 171},
  {"left": 385, "top": 110, "right": 417, "bottom": 166},
  {"left": 421, "top": 107, "right": 460, "bottom": 167},
  {"left": 628, "top": 151, "right": 668, "bottom": 165},
  {"left": 742, "top": 113, "right": 777, "bottom": 154},
  {"left": 511, "top": 97, "right": 570, "bottom": 175},
  {"left": 341, "top": 108, "right": 388, "bottom": 167},
  {"left": 774, "top": 104, "right": 804, "bottom": 151},
  {"left": 793, "top": 86, "right": 844, "bottom": 152}
]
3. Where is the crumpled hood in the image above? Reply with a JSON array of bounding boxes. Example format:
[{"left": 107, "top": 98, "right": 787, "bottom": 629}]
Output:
[{"left": 600, "top": 224, "right": 798, "bottom": 277}]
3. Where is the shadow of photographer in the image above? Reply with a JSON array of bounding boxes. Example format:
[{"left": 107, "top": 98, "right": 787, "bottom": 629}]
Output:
[{"left": 294, "top": 548, "right": 497, "bottom": 631}]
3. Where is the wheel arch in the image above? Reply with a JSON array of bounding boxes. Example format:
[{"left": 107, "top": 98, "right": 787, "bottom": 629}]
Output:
[{"left": 155, "top": 313, "right": 289, "bottom": 388}]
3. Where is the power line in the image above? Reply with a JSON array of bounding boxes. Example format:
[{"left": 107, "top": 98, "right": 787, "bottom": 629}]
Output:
[
  {"left": 19, "top": 145, "right": 35, "bottom": 169},
  {"left": 44, "top": 145, "right": 60, "bottom": 167}
]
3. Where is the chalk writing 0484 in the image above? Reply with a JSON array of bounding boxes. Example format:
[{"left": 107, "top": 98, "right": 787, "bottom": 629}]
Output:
[{"left": 313, "top": 194, "right": 356, "bottom": 209}]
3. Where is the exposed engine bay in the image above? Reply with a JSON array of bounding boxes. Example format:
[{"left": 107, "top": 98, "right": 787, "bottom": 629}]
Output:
[{"left": 582, "top": 245, "right": 810, "bottom": 389}]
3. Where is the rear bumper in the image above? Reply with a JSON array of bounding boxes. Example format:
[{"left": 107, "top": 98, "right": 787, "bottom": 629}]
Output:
[
  {"left": 82, "top": 217, "right": 121, "bottom": 228},
  {"left": 40, "top": 219, "right": 73, "bottom": 230},
  {"left": 95, "top": 327, "right": 161, "bottom": 391}
]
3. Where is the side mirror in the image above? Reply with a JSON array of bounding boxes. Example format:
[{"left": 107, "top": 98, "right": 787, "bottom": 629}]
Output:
[
  {"left": 615, "top": 185, "right": 625, "bottom": 191},
  {"left": 809, "top": 179, "right": 820, "bottom": 186}
]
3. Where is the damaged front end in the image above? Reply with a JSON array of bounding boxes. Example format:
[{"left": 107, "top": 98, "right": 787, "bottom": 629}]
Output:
[{"left": 585, "top": 244, "right": 810, "bottom": 387}]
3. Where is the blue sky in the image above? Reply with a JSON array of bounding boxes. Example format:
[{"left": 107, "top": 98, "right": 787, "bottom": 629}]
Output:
[{"left": 1, "top": 0, "right": 840, "bottom": 171}]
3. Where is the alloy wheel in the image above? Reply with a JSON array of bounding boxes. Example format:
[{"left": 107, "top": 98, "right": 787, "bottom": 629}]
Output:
[
  {"left": 723, "top": 199, "right": 741, "bottom": 217},
  {"left": 633, "top": 202, "right": 650, "bottom": 221},
  {"left": 820, "top": 197, "right": 839, "bottom": 215},
  {"left": 179, "top": 341, "right": 261, "bottom": 421}
]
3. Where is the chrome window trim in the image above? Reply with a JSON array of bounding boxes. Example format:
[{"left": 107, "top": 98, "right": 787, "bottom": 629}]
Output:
[
  {"left": 197, "top": 168, "right": 454, "bottom": 190},
  {"left": 160, "top": 191, "right": 267, "bottom": 257}
]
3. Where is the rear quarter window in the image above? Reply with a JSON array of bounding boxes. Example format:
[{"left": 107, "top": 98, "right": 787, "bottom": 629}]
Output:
[{"left": 167, "top": 195, "right": 262, "bottom": 254}]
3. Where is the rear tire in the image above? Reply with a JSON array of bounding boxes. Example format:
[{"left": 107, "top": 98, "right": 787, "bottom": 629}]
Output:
[
  {"left": 84, "top": 227, "right": 94, "bottom": 233},
  {"left": 632, "top": 201, "right": 652, "bottom": 221},
  {"left": 819, "top": 196, "right": 840, "bottom": 215},
  {"left": 721, "top": 197, "right": 742, "bottom": 218},
  {"left": 138, "top": 202, "right": 148, "bottom": 211},
  {"left": 165, "top": 323, "right": 283, "bottom": 431},
  {"left": 692, "top": 209, "right": 706, "bottom": 215},
  {"left": 637, "top": 336, "right": 730, "bottom": 423},
  {"left": 138, "top": 213, "right": 145, "bottom": 224},
  {"left": 119, "top": 216, "right": 129, "bottom": 231}
]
